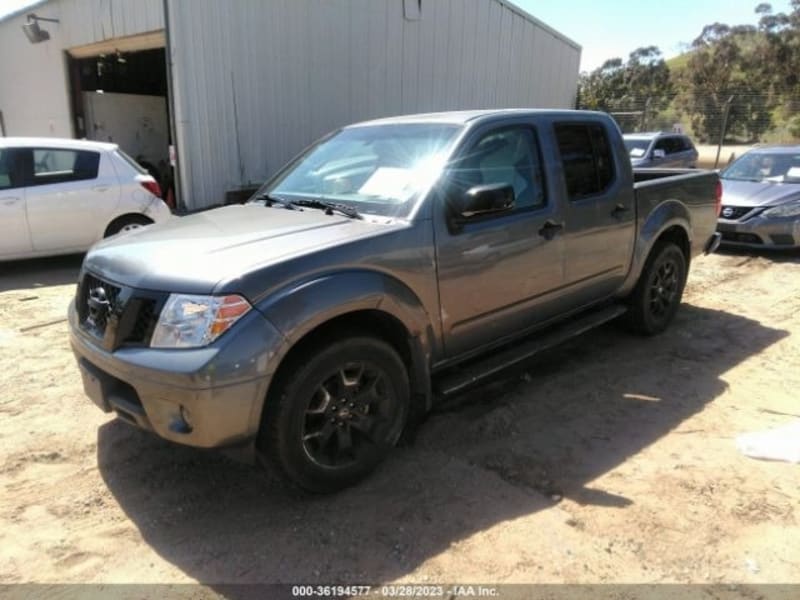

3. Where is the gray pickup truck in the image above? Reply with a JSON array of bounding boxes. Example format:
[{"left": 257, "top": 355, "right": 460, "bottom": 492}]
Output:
[{"left": 69, "top": 109, "right": 721, "bottom": 492}]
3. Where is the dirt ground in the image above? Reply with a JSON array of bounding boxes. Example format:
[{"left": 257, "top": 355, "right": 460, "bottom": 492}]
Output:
[{"left": 1, "top": 248, "right": 799, "bottom": 588}]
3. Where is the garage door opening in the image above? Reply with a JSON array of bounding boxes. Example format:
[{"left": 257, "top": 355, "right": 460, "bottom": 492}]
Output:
[{"left": 67, "top": 44, "right": 173, "bottom": 205}]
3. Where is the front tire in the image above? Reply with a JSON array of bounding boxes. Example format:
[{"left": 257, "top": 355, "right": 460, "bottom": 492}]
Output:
[
  {"left": 624, "top": 241, "right": 687, "bottom": 335},
  {"left": 259, "top": 336, "right": 410, "bottom": 493}
]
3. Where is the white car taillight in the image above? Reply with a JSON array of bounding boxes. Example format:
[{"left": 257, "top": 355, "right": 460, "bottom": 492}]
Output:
[{"left": 141, "top": 179, "right": 162, "bottom": 198}]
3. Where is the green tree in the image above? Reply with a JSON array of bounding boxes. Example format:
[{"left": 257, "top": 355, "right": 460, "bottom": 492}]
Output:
[
  {"left": 577, "top": 46, "right": 672, "bottom": 129},
  {"left": 677, "top": 22, "right": 774, "bottom": 142},
  {"left": 753, "top": 1, "right": 800, "bottom": 139},
  {"left": 754, "top": 1, "right": 800, "bottom": 95}
]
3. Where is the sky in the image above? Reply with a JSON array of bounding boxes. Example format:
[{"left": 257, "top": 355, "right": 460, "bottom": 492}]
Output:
[
  {"left": 0, "top": 0, "right": 41, "bottom": 21},
  {"left": 515, "top": 0, "right": 793, "bottom": 72},
  {"left": 0, "top": 0, "right": 793, "bottom": 73}
]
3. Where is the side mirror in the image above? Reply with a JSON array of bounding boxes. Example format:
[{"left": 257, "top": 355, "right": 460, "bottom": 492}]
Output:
[
  {"left": 652, "top": 149, "right": 666, "bottom": 160},
  {"left": 455, "top": 183, "right": 515, "bottom": 219}
]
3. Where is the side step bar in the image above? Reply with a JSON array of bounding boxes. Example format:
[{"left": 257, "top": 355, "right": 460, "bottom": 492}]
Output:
[{"left": 435, "top": 303, "right": 628, "bottom": 397}]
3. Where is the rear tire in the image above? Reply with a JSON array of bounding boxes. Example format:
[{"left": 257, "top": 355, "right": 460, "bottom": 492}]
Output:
[
  {"left": 104, "top": 215, "right": 152, "bottom": 237},
  {"left": 258, "top": 336, "right": 409, "bottom": 493},
  {"left": 624, "top": 241, "right": 687, "bottom": 335}
]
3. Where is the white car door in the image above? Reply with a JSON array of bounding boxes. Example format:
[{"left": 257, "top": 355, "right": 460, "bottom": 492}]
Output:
[
  {"left": 0, "top": 148, "right": 32, "bottom": 257},
  {"left": 24, "top": 147, "right": 120, "bottom": 253}
]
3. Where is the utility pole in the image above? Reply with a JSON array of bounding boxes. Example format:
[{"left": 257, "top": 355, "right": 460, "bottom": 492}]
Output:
[
  {"left": 640, "top": 97, "right": 652, "bottom": 131},
  {"left": 714, "top": 95, "right": 735, "bottom": 169}
]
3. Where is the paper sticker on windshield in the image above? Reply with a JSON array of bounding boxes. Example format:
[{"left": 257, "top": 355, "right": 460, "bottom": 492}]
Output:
[
  {"left": 358, "top": 167, "right": 418, "bottom": 201},
  {"left": 630, "top": 148, "right": 646, "bottom": 158}
]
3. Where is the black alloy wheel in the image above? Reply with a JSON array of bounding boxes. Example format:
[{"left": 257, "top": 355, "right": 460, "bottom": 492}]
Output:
[
  {"left": 624, "top": 241, "right": 687, "bottom": 335},
  {"left": 302, "top": 361, "right": 399, "bottom": 469},
  {"left": 259, "top": 336, "right": 409, "bottom": 493}
]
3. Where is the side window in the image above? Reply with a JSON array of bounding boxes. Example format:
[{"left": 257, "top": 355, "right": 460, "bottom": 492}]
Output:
[
  {"left": 451, "top": 126, "right": 546, "bottom": 210},
  {"left": 29, "top": 149, "right": 100, "bottom": 186},
  {"left": 0, "top": 149, "right": 20, "bottom": 190},
  {"left": 654, "top": 138, "right": 669, "bottom": 154},
  {"left": 590, "top": 125, "right": 614, "bottom": 189},
  {"left": 555, "top": 123, "right": 615, "bottom": 200}
]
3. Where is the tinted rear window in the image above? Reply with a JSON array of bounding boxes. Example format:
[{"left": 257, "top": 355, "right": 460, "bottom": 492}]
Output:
[
  {"left": 555, "top": 123, "right": 615, "bottom": 200},
  {"left": 115, "top": 149, "right": 148, "bottom": 175},
  {"left": 0, "top": 149, "right": 18, "bottom": 189}
]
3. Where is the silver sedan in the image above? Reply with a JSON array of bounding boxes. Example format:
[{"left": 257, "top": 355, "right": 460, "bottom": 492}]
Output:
[{"left": 717, "top": 146, "right": 800, "bottom": 248}]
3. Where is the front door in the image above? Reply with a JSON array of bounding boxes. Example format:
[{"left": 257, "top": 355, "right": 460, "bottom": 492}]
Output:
[
  {"left": 434, "top": 123, "right": 566, "bottom": 359},
  {"left": 0, "top": 148, "right": 31, "bottom": 257}
]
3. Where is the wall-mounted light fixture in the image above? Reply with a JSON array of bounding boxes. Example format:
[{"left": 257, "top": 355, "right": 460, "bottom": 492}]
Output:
[{"left": 22, "top": 13, "right": 60, "bottom": 44}]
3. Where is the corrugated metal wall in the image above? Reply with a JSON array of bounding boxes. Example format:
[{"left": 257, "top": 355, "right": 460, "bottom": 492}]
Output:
[
  {"left": 0, "top": 0, "right": 164, "bottom": 138},
  {"left": 166, "top": 0, "right": 581, "bottom": 209},
  {"left": 56, "top": 0, "right": 164, "bottom": 48},
  {"left": 0, "top": 6, "right": 73, "bottom": 137}
]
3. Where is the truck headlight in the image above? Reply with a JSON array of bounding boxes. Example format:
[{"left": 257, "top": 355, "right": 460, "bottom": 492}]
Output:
[
  {"left": 151, "top": 294, "right": 252, "bottom": 348},
  {"left": 762, "top": 203, "right": 800, "bottom": 218}
]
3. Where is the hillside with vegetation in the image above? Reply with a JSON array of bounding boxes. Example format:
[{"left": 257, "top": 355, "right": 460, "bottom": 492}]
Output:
[{"left": 577, "top": 1, "right": 800, "bottom": 143}]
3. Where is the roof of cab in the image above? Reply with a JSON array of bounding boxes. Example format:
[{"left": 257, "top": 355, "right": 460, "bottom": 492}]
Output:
[
  {"left": 348, "top": 109, "right": 610, "bottom": 128},
  {"left": 0, "top": 137, "right": 118, "bottom": 151}
]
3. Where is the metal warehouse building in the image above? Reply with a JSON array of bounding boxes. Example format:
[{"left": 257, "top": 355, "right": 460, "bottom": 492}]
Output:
[{"left": 0, "top": 0, "right": 581, "bottom": 211}]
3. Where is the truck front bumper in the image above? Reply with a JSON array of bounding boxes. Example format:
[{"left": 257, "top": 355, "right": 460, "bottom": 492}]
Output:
[{"left": 69, "top": 301, "right": 285, "bottom": 451}]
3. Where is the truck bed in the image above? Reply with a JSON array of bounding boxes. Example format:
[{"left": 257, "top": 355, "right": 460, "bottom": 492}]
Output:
[{"left": 633, "top": 168, "right": 720, "bottom": 259}]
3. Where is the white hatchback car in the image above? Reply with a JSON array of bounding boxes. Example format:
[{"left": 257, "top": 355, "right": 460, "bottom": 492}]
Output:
[{"left": 0, "top": 137, "right": 172, "bottom": 261}]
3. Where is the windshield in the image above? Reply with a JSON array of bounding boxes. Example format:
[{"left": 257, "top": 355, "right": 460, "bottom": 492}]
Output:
[
  {"left": 624, "top": 138, "right": 651, "bottom": 158},
  {"left": 721, "top": 151, "right": 800, "bottom": 183},
  {"left": 255, "top": 123, "right": 462, "bottom": 218}
]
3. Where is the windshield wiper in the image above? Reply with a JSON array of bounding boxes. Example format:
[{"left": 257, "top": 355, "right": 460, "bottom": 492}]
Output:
[
  {"left": 252, "top": 193, "right": 298, "bottom": 210},
  {"left": 290, "top": 199, "right": 362, "bottom": 219}
]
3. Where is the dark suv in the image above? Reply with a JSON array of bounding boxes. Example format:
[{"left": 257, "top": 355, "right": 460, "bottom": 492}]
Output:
[{"left": 623, "top": 132, "right": 699, "bottom": 168}]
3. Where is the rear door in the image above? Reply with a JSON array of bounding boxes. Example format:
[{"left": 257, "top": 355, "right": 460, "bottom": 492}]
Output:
[
  {"left": 22, "top": 147, "right": 120, "bottom": 252},
  {"left": 553, "top": 120, "right": 636, "bottom": 306},
  {"left": 0, "top": 148, "right": 31, "bottom": 257},
  {"left": 434, "top": 121, "right": 566, "bottom": 358},
  {"left": 676, "top": 136, "right": 698, "bottom": 167}
]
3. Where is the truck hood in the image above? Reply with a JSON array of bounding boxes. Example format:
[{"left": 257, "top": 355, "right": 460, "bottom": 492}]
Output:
[
  {"left": 720, "top": 179, "right": 800, "bottom": 207},
  {"left": 84, "top": 204, "right": 403, "bottom": 294}
]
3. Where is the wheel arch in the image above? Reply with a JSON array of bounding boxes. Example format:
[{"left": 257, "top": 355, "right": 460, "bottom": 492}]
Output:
[
  {"left": 619, "top": 200, "right": 692, "bottom": 297},
  {"left": 253, "top": 271, "right": 437, "bottom": 438}
]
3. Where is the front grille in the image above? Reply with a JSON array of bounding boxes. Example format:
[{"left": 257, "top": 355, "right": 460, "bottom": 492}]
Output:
[
  {"left": 719, "top": 206, "right": 755, "bottom": 221},
  {"left": 77, "top": 274, "right": 121, "bottom": 337},
  {"left": 721, "top": 232, "right": 763, "bottom": 244},
  {"left": 77, "top": 273, "right": 165, "bottom": 349},
  {"left": 121, "top": 298, "right": 159, "bottom": 345}
]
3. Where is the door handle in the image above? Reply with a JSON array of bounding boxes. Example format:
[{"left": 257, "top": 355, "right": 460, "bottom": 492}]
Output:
[
  {"left": 93, "top": 185, "right": 110, "bottom": 192},
  {"left": 538, "top": 220, "right": 564, "bottom": 240},
  {"left": 2, "top": 198, "right": 21, "bottom": 206},
  {"left": 611, "top": 204, "right": 629, "bottom": 218}
]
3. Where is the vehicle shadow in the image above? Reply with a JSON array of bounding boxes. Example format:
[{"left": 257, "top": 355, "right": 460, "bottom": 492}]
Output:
[
  {"left": 715, "top": 246, "right": 800, "bottom": 264},
  {"left": 97, "top": 303, "right": 787, "bottom": 589},
  {"left": 0, "top": 254, "right": 83, "bottom": 292}
]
